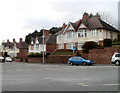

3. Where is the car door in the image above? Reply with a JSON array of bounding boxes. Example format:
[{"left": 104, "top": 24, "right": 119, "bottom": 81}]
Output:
[
  {"left": 78, "top": 57, "right": 83, "bottom": 64},
  {"left": 74, "top": 57, "right": 82, "bottom": 64}
]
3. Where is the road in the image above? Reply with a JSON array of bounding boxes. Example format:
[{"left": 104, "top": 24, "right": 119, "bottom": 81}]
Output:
[{"left": 1, "top": 62, "right": 120, "bottom": 91}]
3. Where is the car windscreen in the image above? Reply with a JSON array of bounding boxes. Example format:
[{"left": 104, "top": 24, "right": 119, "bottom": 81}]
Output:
[{"left": 115, "top": 54, "right": 120, "bottom": 57}]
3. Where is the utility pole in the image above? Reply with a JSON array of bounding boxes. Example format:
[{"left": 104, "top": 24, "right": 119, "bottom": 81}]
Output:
[{"left": 42, "top": 28, "right": 45, "bottom": 64}]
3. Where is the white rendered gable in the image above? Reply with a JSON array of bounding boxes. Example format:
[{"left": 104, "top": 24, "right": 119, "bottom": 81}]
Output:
[
  {"left": 63, "top": 23, "right": 75, "bottom": 33},
  {"left": 78, "top": 23, "right": 86, "bottom": 29},
  {"left": 66, "top": 24, "right": 74, "bottom": 31},
  {"left": 36, "top": 39, "right": 39, "bottom": 44},
  {"left": 31, "top": 41, "right": 34, "bottom": 44}
]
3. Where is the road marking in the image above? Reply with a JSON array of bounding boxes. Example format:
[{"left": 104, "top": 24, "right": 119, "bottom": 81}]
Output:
[
  {"left": 104, "top": 83, "right": 120, "bottom": 86},
  {"left": 77, "top": 83, "right": 120, "bottom": 87},
  {"left": 43, "top": 78, "right": 49, "bottom": 80}
]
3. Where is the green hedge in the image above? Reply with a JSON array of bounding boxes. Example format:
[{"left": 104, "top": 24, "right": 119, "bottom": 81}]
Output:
[
  {"left": 103, "top": 39, "right": 112, "bottom": 47},
  {"left": 28, "top": 53, "right": 50, "bottom": 58}
]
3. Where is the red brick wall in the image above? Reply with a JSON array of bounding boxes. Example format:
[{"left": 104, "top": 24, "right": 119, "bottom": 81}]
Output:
[
  {"left": 19, "top": 49, "right": 28, "bottom": 62},
  {"left": 19, "top": 49, "right": 28, "bottom": 58},
  {"left": 15, "top": 57, "right": 46, "bottom": 63},
  {"left": 47, "top": 55, "right": 72, "bottom": 63},
  {"left": 28, "top": 58, "right": 43, "bottom": 63},
  {"left": 15, "top": 47, "right": 120, "bottom": 64},
  {"left": 88, "top": 47, "right": 120, "bottom": 64},
  {"left": 46, "top": 44, "right": 57, "bottom": 53}
]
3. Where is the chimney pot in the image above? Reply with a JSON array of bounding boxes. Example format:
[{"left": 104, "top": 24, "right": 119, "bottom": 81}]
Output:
[
  {"left": 82, "top": 12, "right": 89, "bottom": 21},
  {"left": 43, "top": 29, "right": 49, "bottom": 36},
  {"left": 7, "top": 39, "right": 9, "bottom": 42},
  {"left": 20, "top": 38, "right": 22, "bottom": 43},
  {"left": 13, "top": 38, "right": 16, "bottom": 43}
]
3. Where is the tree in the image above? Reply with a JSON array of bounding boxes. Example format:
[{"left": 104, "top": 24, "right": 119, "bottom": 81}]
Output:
[
  {"left": 25, "top": 30, "right": 39, "bottom": 44},
  {"left": 82, "top": 41, "right": 98, "bottom": 53},
  {"left": 89, "top": 13, "right": 94, "bottom": 18},
  {"left": 118, "top": 33, "right": 120, "bottom": 42},
  {"left": 103, "top": 39, "right": 112, "bottom": 47},
  {"left": 50, "top": 27, "right": 62, "bottom": 34}
]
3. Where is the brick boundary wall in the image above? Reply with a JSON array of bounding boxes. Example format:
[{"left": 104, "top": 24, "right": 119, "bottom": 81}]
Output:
[
  {"left": 14, "top": 47, "right": 120, "bottom": 64},
  {"left": 88, "top": 47, "right": 120, "bottom": 64},
  {"left": 47, "top": 55, "right": 72, "bottom": 63}
]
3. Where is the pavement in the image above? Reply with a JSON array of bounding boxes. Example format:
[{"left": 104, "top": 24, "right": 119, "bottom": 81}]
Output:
[{"left": 1, "top": 62, "right": 120, "bottom": 91}]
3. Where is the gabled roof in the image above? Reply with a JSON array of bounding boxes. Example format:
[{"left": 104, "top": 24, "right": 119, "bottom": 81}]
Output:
[
  {"left": 2, "top": 42, "right": 14, "bottom": 49},
  {"left": 100, "top": 20, "right": 119, "bottom": 32},
  {"left": 63, "top": 22, "right": 77, "bottom": 33},
  {"left": 69, "top": 22, "right": 77, "bottom": 30},
  {"left": 17, "top": 42, "right": 29, "bottom": 49},
  {"left": 2, "top": 41, "right": 29, "bottom": 49},
  {"left": 55, "top": 13, "right": 119, "bottom": 36},
  {"left": 30, "top": 34, "right": 56, "bottom": 45}
]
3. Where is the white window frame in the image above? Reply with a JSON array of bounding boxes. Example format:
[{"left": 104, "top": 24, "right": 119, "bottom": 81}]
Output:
[
  {"left": 58, "top": 43, "right": 64, "bottom": 49},
  {"left": 78, "top": 43, "right": 84, "bottom": 50},
  {"left": 66, "top": 32, "right": 74, "bottom": 39},
  {"left": 91, "top": 29, "right": 98, "bottom": 36},
  {"left": 35, "top": 44, "right": 39, "bottom": 50},
  {"left": 78, "top": 30, "right": 87, "bottom": 38},
  {"left": 66, "top": 43, "right": 75, "bottom": 49}
]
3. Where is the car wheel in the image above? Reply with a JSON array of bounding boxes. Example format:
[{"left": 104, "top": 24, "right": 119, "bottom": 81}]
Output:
[
  {"left": 115, "top": 61, "right": 120, "bottom": 66},
  {"left": 82, "top": 62, "right": 86, "bottom": 66},
  {"left": 70, "top": 62, "right": 74, "bottom": 66}
]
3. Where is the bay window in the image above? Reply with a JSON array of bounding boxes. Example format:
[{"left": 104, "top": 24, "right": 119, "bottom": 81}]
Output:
[{"left": 78, "top": 30, "right": 87, "bottom": 37}]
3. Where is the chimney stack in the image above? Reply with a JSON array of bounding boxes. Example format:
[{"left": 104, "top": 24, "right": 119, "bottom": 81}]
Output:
[
  {"left": 7, "top": 39, "right": 9, "bottom": 43},
  {"left": 82, "top": 12, "right": 89, "bottom": 21},
  {"left": 13, "top": 38, "right": 16, "bottom": 43},
  {"left": 43, "top": 29, "right": 49, "bottom": 36},
  {"left": 20, "top": 38, "right": 22, "bottom": 43},
  {"left": 62, "top": 23, "right": 66, "bottom": 29}
]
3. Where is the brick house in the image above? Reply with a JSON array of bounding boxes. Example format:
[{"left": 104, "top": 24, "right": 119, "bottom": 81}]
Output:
[
  {"left": 2, "top": 38, "right": 28, "bottom": 61},
  {"left": 29, "top": 30, "right": 57, "bottom": 53},
  {"left": 18, "top": 38, "right": 29, "bottom": 62},
  {"left": 56, "top": 12, "right": 119, "bottom": 50},
  {"left": 2, "top": 39, "right": 19, "bottom": 57}
]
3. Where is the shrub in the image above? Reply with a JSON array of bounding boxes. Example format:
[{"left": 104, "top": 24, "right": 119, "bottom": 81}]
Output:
[
  {"left": 82, "top": 41, "right": 98, "bottom": 53},
  {"left": 103, "top": 39, "right": 112, "bottom": 47},
  {"left": 96, "top": 45, "right": 104, "bottom": 49},
  {"left": 28, "top": 53, "right": 50, "bottom": 58},
  {"left": 118, "top": 33, "right": 120, "bottom": 42}
]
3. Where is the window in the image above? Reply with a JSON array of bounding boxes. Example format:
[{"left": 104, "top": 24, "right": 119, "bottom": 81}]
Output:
[
  {"left": 30, "top": 45, "right": 34, "bottom": 50},
  {"left": 78, "top": 43, "right": 84, "bottom": 50},
  {"left": 36, "top": 44, "right": 39, "bottom": 50},
  {"left": 78, "top": 30, "right": 87, "bottom": 37},
  {"left": 58, "top": 35, "right": 62, "bottom": 41},
  {"left": 115, "top": 54, "right": 120, "bottom": 57},
  {"left": 58, "top": 43, "right": 64, "bottom": 49},
  {"left": 66, "top": 43, "right": 75, "bottom": 49},
  {"left": 67, "top": 32, "right": 73, "bottom": 38},
  {"left": 110, "top": 32, "right": 113, "bottom": 39},
  {"left": 91, "top": 29, "right": 98, "bottom": 36}
]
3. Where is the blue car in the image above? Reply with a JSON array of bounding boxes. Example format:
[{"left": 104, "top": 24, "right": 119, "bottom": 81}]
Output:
[{"left": 68, "top": 56, "right": 94, "bottom": 66}]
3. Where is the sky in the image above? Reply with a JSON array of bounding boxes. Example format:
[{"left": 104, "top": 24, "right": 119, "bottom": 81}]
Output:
[{"left": 0, "top": 0, "right": 119, "bottom": 44}]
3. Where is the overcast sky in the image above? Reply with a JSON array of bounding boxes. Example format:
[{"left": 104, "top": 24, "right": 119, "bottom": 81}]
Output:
[{"left": 0, "top": 0, "right": 119, "bottom": 44}]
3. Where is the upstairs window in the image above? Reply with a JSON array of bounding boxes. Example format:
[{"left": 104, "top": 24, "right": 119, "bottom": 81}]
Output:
[
  {"left": 58, "top": 35, "right": 62, "bottom": 41},
  {"left": 78, "top": 30, "right": 87, "bottom": 37},
  {"left": 36, "top": 44, "right": 39, "bottom": 50},
  {"left": 110, "top": 32, "right": 113, "bottom": 39},
  {"left": 91, "top": 29, "right": 98, "bottom": 36},
  {"left": 67, "top": 32, "right": 72, "bottom": 38}
]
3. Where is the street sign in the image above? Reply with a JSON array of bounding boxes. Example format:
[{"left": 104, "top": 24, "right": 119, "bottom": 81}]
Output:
[{"left": 72, "top": 46, "right": 76, "bottom": 51}]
